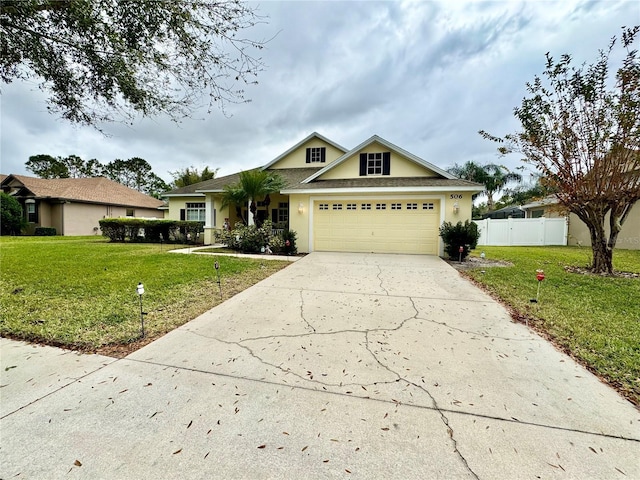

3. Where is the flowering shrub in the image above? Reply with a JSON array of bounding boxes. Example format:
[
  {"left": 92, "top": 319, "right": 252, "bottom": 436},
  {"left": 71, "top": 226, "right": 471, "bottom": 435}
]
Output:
[{"left": 215, "top": 220, "right": 298, "bottom": 254}]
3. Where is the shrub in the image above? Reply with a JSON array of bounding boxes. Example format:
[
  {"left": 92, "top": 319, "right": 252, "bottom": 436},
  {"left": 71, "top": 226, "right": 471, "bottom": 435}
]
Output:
[
  {"left": 34, "top": 227, "right": 57, "bottom": 236},
  {"left": 1, "top": 192, "right": 26, "bottom": 235},
  {"left": 98, "top": 218, "right": 203, "bottom": 243},
  {"left": 439, "top": 220, "right": 480, "bottom": 260},
  {"left": 279, "top": 229, "right": 297, "bottom": 255},
  {"left": 215, "top": 220, "right": 299, "bottom": 255}
]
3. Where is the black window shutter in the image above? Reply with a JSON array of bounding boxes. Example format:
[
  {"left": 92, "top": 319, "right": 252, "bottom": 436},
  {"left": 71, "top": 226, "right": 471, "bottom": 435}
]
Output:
[
  {"left": 272, "top": 208, "right": 278, "bottom": 223},
  {"left": 180, "top": 209, "right": 185, "bottom": 220},
  {"left": 383, "top": 152, "right": 391, "bottom": 175},
  {"left": 359, "top": 153, "right": 367, "bottom": 176},
  {"left": 305, "top": 148, "right": 311, "bottom": 163},
  {"left": 321, "top": 148, "right": 326, "bottom": 163}
]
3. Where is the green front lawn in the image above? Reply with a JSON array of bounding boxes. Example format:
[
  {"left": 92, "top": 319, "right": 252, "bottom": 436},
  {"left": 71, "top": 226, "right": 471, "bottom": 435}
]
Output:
[
  {"left": 0, "top": 236, "right": 289, "bottom": 353},
  {"left": 464, "top": 246, "right": 640, "bottom": 405}
]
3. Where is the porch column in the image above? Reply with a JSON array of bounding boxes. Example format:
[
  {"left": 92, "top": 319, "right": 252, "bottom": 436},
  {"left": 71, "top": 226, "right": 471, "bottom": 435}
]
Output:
[{"left": 247, "top": 200, "right": 254, "bottom": 226}]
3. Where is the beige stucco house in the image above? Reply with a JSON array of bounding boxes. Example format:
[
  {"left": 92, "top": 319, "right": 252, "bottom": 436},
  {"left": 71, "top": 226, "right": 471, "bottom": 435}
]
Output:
[
  {"left": 521, "top": 197, "right": 640, "bottom": 250},
  {"left": 1, "top": 174, "right": 165, "bottom": 236},
  {"left": 163, "top": 133, "right": 482, "bottom": 255}
]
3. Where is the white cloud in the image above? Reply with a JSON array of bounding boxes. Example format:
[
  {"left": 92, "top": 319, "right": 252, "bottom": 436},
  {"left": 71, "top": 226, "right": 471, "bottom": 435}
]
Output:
[{"left": 1, "top": 0, "right": 636, "bottom": 184}]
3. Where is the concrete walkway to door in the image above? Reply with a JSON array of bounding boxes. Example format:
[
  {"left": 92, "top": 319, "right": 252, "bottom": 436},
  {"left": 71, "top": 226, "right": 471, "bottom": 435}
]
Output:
[{"left": 1, "top": 252, "right": 638, "bottom": 479}]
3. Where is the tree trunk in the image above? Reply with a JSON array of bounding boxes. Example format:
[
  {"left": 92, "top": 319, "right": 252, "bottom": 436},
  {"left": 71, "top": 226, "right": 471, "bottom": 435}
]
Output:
[
  {"left": 587, "top": 222, "right": 613, "bottom": 274},
  {"left": 486, "top": 194, "right": 494, "bottom": 211}
]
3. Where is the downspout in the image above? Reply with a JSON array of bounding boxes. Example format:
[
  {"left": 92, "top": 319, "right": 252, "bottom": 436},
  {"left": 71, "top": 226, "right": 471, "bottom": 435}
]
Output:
[{"left": 61, "top": 201, "right": 65, "bottom": 235}]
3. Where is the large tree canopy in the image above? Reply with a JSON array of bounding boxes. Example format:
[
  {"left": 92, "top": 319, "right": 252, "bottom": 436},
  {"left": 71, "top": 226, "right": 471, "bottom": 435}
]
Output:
[
  {"left": 26, "top": 154, "right": 102, "bottom": 178},
  {"left": 25, "top": 154, "right": 170, "bottom": 197},
  {"left": 481, "top": 26, "right": 640, "bottom": 274},
  {"left": 170, "top": 166, "right": 218, "bottom": 189},
  {"left": 102, "top": 157, "right": 169, "bottom": 197},
  {"left": 1, "top": 0, "right": 266, "bottom": 126}
]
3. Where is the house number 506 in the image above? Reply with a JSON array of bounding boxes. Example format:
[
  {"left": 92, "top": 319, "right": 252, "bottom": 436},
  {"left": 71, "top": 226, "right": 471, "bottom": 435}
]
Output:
[{"left": 450, "top": 194, "right": 463, "bottom": 199}]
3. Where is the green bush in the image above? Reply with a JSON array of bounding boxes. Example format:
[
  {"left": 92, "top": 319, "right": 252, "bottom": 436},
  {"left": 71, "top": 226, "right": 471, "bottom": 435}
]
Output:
[
  {"left": 98, "top": 218, "right": 203, "bottom": 243},
  {"left": 1, "top": 192, "right": 26, "bottom": 235},
  {"left": 279, "top": 229, "right": 297, "bottom": 255},
  {"left": 34, "top": 227, "right": 57, "bottom": 236},
  {"left": 439, "top": 220, "right": 480, "bottom": 260}
]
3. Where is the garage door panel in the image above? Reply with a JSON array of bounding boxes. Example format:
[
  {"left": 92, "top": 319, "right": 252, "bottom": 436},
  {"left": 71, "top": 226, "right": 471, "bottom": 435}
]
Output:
[{"left": 313, "top": 199, "right": 440, "bottom": 255}]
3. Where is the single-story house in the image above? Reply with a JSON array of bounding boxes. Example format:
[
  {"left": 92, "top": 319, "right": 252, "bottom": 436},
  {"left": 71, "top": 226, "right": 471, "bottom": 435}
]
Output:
[
  {"left": 163, "top": 133, "right": 482, "bottom": 255},
  {"left": 1, "top": 174, "right": 165, "bottom": 236},
  {"left": 521, "top": 196, "right": 640, "bottom": 250}
]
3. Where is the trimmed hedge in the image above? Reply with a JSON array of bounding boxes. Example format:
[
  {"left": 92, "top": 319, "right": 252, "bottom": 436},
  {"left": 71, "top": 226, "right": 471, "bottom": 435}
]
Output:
[
  {"left": 99, "top": 218, "right": 204, "bottom": 243},
  {"left": 34, "top": 227, "right": 57, "bottom": 236}
]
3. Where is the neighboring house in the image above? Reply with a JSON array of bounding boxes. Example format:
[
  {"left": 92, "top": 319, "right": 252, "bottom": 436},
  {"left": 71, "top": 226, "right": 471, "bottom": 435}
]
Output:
[
  {"left": 1, "top": 175, "right": 165, "bottom": 236},
  {"left": 521, "top": 196, "right": 640, "bottom": 250},
  {"left": 163, "top": 132, "right": 482, "bottom": 255}
]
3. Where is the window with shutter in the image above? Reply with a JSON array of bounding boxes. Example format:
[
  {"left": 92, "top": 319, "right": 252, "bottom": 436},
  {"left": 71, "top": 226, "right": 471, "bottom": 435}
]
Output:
[
  {"left": 306, "top": 147, "right": 326, "bottom": 163},
  {"left": 360, "top": 152, "right": 391, "bottom": 176}
]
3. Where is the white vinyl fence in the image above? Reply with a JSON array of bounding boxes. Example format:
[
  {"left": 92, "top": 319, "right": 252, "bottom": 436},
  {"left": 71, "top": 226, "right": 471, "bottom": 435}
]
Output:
[{"left": 474, "top": 217, "right": 568, "bottom": 246}]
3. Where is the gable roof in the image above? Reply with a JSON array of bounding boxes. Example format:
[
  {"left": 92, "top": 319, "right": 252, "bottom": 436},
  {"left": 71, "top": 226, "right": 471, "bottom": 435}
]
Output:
[
  {"left": 520, "top": 196, "right": 559, "bottom": 210},
  {"left": 1, "top": 174, "right": 164, "bottom": 209},
  {"left": 261, "top": 132, "right": 348, "bottom": 170},
  {"left": 302, "top": 135, "right": 457, "bottom": 183},
  {"left": 161, "top": 133, "right": 482, "bottom": 197},
  {"left": 196, "top": 168, "right": 323, "bottom": 193}
]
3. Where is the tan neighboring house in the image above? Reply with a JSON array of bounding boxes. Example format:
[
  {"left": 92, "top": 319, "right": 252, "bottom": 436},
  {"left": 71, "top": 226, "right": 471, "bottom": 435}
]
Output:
[
  {"left": 521, "top": 197, "right": 640, "bottom": 250},
  {"left": 163, "top": 132, "right": 482, "bottom": 255},
  {"left": 1, "top": 174, "right": 165, "bottom": 236}
]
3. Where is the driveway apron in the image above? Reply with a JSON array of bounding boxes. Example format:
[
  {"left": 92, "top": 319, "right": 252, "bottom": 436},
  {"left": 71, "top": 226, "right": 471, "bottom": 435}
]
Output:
[{"left": 1, "top": 252, "right": 638, "bottom": 479}]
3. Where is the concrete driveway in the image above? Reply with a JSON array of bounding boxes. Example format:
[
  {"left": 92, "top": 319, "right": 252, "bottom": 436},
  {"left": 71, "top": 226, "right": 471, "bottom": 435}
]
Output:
[{"left": 1, "top": 252, "right": 638, "bottom": 479}]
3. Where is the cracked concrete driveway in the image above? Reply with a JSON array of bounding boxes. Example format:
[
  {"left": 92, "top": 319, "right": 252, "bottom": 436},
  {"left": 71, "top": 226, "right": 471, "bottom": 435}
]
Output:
[{"left": 1, "top": 252, "right": 638, "bottom": 479}]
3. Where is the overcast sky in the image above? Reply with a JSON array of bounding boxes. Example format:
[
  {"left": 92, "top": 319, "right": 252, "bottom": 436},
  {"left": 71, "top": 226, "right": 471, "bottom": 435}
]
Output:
[{"left": 1, "top": 1, "right": 637, "bottom": 186}]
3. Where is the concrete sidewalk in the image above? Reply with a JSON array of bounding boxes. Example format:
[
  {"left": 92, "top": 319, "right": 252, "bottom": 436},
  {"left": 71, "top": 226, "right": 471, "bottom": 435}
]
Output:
[
  {"left": 169, "top": 244, "right": 302, "bottom": 262},
  {"left": 1, "top": 252, "right": 638, "bottom": 479}
]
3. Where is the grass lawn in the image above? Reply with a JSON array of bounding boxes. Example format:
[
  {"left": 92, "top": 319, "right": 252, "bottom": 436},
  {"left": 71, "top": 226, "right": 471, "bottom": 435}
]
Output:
[
  {"left": 0, "top": 236, "right": 289, "bottom": 355},
  {"left": 463, "top": 246, "right": 640, "bottom": 406}
]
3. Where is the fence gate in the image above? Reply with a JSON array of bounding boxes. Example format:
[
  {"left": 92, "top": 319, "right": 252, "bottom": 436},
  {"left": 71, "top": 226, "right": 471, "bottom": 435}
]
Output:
[{"left": 474, "top": 217, "right": 567, "bottom": 246}]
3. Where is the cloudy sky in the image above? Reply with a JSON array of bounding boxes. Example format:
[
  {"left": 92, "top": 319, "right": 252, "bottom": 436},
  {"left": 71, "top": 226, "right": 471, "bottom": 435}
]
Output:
[{"left": 1, "top": 0, "right": 636, "bottom": 186}]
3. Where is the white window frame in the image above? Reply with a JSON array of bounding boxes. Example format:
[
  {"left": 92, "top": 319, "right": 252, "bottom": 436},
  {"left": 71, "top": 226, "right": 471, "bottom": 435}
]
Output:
[
  {"left": 186, "top": 202, "right": 206, "bottom": 222},
  {"left": 309, "top": 147, "right": 325, "bottom": 163},
  {"left": 278, "top": 202, "right": 289, "bottom": 223},
  {"left": 367, "top": 153, "right": 383, "bottom": 175}
]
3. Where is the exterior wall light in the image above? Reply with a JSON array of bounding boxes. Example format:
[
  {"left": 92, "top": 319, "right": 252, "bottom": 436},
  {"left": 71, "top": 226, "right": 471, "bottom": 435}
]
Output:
[
  {"left": 453, "top": 202, "right": 460, "bottom": 214},
  {"left": 298, "top": 202, "right": 304, "bottom": 214}
]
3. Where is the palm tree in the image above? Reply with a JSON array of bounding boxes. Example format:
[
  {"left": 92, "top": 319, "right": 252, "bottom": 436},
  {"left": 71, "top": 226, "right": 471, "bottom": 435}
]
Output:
[
  {"left": 221, "top": 184, "right": 248, "bottom": 225},
  {"left": 448, "top": 161, "right": 522, "bottom": 211},
  {"left": 482, "top": 164, "right": 522, "bottom": 211},
  {"left": 447, "top": 161, "right": 488, "bottom": 184},
  {"left": 221, "top": 170, "right": 287, "bottom": 226}
]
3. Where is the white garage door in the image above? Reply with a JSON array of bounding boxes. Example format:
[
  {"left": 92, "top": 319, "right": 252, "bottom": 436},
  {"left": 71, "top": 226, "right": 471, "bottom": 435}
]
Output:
[{"left": 313, "top": 199, "right": 440, "bottom": 254}]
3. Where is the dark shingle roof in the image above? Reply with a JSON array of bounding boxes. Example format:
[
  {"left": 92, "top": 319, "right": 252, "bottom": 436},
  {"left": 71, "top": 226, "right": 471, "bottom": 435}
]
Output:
[
  {"left": 163, "top": 168, "right": 482, "bottom": 194},
  {"left": 163, "top": 168, "right": 325, "bottom": 194}
]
